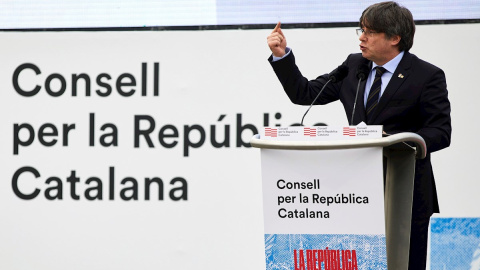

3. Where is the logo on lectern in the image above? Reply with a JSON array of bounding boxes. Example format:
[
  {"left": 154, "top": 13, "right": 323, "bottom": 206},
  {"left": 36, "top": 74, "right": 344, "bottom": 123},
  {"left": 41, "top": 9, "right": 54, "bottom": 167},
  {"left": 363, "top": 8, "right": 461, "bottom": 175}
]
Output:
[
  {"left": 343, "top": 127, "right": 356, "bottom": 137},
  {"left": 303, "top": 127, "right": 316, "bottom": 137},
  {"left": 265, "top": 127, "right": 278, "bottom": 137}
]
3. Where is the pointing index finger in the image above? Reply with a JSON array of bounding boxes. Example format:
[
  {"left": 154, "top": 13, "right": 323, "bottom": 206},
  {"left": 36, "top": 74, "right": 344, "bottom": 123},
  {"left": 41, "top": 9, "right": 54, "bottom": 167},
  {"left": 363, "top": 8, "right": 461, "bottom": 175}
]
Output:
[{"left": 272, "top": 22, "right": 281, "bottom": 33}]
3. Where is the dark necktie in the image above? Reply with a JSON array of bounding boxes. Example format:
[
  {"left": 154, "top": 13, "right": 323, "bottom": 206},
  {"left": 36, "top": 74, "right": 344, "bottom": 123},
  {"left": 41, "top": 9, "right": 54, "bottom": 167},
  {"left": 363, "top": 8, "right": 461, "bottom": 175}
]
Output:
[{"left": 366, "top": 66, "right": 387, "bottom": 123}]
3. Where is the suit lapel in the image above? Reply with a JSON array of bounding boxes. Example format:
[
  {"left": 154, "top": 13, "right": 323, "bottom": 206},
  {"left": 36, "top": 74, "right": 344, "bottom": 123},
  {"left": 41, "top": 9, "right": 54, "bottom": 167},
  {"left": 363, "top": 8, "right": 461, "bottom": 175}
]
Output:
[{"left": 368, "top": 52, "right": 413, "bottom": 124}]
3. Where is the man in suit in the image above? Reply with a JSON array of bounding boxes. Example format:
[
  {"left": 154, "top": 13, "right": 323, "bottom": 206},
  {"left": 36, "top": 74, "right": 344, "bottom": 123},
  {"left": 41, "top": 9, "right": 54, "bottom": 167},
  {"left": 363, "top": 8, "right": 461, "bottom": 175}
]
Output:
[{"left": 267, "top": 1, "right": 451, "bottom": 269}]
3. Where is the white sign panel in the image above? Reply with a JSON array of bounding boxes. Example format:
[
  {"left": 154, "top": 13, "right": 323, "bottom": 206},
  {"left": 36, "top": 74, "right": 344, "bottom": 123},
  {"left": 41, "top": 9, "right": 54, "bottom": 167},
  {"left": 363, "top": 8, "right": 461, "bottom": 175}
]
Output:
[{"left": 259, "top": 127, "right": 386, "bottom": 269}]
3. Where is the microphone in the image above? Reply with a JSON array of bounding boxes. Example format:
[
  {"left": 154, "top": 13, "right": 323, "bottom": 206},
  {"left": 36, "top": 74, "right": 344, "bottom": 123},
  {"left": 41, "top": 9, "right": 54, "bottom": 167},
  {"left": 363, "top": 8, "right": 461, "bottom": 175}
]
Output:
[
  {"left": 350, "top": 63, "right": 370, "bottom": 125},
  {"left": 356, "top": 63, "right": 370, "bottom": 81},
  {"left": 329, "top": 64, "right": 349, "bottom": 83},
  {"left": 300, "top": 65, "right": 349, "bottom": 126}
]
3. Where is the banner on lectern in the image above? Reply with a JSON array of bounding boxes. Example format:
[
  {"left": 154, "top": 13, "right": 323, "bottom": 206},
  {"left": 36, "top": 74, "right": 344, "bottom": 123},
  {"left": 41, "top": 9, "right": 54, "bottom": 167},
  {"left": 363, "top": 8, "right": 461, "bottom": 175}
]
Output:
[{"left": 259, "top": 126, "right": 386, "bottom": 269}]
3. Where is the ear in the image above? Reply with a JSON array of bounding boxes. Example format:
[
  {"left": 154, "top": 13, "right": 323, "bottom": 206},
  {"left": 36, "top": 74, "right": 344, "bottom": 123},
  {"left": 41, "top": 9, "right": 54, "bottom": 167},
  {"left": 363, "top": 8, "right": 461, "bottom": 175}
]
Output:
[{"left": 390, "top": 35, "right": 401, "bottom": 46}]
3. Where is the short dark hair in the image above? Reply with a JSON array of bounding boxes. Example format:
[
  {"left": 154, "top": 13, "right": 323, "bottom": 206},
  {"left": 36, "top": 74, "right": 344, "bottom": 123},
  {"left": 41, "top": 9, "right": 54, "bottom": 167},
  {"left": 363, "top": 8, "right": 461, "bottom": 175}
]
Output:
[{"left": 359, "top": 1, "right": 415, "bottom": 52}]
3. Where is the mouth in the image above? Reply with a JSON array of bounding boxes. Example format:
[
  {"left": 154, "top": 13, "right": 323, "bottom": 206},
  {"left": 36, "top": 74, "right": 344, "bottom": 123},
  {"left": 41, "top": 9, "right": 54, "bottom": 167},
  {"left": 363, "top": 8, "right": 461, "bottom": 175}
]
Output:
[{"left": 359, "top": 45, "right": 366, "bottom": 51}]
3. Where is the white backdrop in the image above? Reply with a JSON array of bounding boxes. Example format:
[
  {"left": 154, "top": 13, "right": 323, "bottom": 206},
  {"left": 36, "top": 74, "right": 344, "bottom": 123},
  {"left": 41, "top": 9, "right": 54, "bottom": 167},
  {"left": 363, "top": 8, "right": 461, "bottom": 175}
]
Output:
[{"left": 0, "top": 23, "right": 479, "bottom": 269}]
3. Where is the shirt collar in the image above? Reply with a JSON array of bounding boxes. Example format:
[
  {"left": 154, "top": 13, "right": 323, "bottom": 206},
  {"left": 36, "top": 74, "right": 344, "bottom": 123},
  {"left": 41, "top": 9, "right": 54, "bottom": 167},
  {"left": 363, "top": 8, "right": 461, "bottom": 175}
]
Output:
[{"left": 372, "top": 51, "right": 405, "bottom": 73}]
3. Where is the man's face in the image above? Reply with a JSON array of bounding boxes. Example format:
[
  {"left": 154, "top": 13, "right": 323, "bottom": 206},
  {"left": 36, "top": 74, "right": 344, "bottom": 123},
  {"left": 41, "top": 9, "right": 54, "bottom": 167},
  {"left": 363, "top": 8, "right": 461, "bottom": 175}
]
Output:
[{"left": 358, "top": 28, "right": 400, "bottom": 66}]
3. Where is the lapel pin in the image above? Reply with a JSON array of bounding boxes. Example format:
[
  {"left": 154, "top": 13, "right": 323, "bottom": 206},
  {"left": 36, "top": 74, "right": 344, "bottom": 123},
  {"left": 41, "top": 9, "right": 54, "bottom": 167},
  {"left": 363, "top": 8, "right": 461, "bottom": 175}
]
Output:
[{"left": 398, "top": 73, "right": 404, "bottom": 78}]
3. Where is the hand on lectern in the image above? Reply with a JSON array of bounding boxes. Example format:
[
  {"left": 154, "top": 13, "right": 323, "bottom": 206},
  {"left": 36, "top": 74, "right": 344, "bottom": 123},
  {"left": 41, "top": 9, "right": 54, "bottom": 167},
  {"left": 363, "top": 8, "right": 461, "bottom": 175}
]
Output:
[{"left": 267, "top": 22, "right": 287, "bottom": 58}]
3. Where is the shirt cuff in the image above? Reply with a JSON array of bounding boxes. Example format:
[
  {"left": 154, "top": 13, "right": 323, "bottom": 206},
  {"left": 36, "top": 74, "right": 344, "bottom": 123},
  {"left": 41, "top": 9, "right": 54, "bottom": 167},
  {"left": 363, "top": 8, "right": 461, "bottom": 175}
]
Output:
[{"left": 271, "top": 47, "right": 291, "bottom": 62}]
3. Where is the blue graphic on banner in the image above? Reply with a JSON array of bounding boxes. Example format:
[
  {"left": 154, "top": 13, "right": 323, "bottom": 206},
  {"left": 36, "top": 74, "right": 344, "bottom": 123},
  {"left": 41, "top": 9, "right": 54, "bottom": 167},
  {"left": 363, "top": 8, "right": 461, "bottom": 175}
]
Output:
[
  {"left": 264, "top": 234, "right": 386, "bottom": 269},
  {"left": 430, "top": 218, "right": 480, "bottom": 270}
]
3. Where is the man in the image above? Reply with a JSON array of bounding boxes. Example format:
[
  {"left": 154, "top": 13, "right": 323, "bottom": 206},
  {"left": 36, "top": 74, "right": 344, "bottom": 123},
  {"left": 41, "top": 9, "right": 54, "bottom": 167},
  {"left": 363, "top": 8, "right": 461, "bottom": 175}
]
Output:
[{"left": 266, "top": 2, "right": 451, "bottom": 269}]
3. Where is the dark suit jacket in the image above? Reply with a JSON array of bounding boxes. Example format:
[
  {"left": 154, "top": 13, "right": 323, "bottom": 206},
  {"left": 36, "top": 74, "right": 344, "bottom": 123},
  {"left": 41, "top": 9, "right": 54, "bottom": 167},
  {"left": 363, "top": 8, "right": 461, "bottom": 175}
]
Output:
[{"left": 269, "top": 51, "right": 451, "bottom": 218}]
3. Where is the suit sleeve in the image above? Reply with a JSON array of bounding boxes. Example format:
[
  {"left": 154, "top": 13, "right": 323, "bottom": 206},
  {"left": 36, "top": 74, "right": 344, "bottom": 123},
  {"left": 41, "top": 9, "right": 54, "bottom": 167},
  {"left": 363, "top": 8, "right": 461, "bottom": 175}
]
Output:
[{"left": 416, "top": 68, "right": 452, "bottom": 153}]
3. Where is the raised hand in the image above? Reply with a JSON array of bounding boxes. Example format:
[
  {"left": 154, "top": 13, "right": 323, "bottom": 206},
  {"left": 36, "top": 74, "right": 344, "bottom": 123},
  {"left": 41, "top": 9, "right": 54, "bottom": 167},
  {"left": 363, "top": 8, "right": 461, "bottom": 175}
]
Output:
[{"left": 267, "top": 22, "right": 287, "bottom": 57}]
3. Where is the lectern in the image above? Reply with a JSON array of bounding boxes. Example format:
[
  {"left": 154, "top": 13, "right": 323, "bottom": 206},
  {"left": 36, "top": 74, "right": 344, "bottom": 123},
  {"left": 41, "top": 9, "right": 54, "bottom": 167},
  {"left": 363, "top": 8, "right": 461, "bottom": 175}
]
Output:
[{"left": 251, "top": 126, "right": 426, "bottom": 270}]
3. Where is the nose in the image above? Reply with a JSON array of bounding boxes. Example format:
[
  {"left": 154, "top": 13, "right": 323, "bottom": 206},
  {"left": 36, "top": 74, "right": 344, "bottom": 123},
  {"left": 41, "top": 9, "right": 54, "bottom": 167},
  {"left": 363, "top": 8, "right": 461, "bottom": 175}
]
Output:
[{"left": 359, "top": 32, "right": 366, "bottom": 42}]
